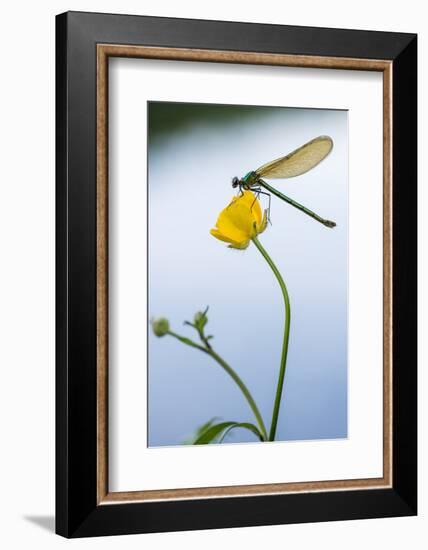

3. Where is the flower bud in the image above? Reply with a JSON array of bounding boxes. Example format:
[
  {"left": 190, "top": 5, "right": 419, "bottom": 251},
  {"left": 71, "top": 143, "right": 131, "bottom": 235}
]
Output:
[
  {"left": 152, "top": 318, "right": 170, "bottom": 337},
  {"left": 194, "top": 308, "right": 208, "bottom": 329}
]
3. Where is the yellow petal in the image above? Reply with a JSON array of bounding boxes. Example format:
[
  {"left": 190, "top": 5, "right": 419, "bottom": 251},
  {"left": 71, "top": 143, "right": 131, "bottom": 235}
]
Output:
[
  {"left": 238, "top": 190, "right": 257, "bottom": 205},
  {"left": 217, "top": 201, "right": 253, "bottom": 238},
  {"left": 209, "top": 228, "right": 245, "bottom": 248},
  {"left": 209, "top": 228, "right": 230, "bottom": 243},
  {"left": 228, "top": 240, "right": 250, "bottom": 250},
  {"left": 258, "top": 210, "right": 268, "bottom": 234},
  {"left": 210, "top": 191, "right": 267, "bottom": 249},
  {"left": 254, "top": 197, "right": 262, "bottom": 225},
  {"left": 242, "top": 190, "right": 262, "bottom": 225},
  {"left": 241, "top": 191, "right": 263, "bottom": 227}
]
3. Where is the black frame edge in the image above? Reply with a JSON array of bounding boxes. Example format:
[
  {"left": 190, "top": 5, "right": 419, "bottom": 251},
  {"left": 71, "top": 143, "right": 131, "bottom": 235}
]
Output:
[
  {"left": 65, "top": 10, "right": 416, "bottom": 60},
  {"left": 392, "top": 35, "right": 418, "bottom": 514},
  {"left": 56, "top": 10, "right": 100, "bottom": 538},
  {"left": 71, "top": 489, "right": 415, "bottom": 538},
  {"left": 55, "top": 11, "right": 69, "bottom": 538}
]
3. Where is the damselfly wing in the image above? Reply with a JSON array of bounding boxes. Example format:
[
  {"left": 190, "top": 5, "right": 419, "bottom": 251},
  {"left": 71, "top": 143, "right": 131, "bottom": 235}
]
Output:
[{"left": 255, "top": 135, "right": 333, "bottom": 179}]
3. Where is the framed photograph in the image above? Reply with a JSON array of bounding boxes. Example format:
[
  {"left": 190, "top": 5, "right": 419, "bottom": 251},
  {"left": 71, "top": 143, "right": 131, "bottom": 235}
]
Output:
[{"left": 56, "top": 11, "right": 417, "bottom": 538}]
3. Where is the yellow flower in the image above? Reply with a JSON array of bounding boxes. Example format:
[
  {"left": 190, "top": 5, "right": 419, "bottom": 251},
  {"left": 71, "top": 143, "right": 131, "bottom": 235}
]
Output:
[{"left": 210, "top": 191, "right": 268, "bottom": 249}]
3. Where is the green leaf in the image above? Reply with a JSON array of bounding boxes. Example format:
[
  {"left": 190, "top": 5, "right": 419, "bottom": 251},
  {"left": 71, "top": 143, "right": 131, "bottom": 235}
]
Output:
[
  {"left": 194, "top": 422, "right": 239, "bottom": 444},
  {"left": 182, "top": 417, "right": 220, "bottom": 445},
  {"left": 193, "top": 421, "right": 265, "bottom": 444},
  {"left": 195, "top": 417, "right": 220, "bottom": 437},
  {"left": 219, "top": 422, "right": 264, "bottom": 443}
]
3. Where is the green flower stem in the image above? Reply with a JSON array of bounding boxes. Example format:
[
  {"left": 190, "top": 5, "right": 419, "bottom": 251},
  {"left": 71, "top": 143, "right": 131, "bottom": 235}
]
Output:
[
  {"left": 168, "top": 330, "right": 268, "bottom": 441},
  {"left": 252, "top": 235, "right": 291, "bottom": 442}
]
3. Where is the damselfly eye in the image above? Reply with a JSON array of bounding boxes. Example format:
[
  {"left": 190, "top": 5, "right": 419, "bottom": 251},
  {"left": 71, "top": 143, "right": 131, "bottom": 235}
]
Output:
[{"left": 232, "top": 177, "right": 239, "bottom": 188}]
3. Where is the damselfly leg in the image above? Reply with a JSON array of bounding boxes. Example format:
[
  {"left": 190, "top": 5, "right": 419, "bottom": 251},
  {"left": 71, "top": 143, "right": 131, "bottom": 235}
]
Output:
[{"left": 250, "top": 187, "right": 272, "bottom": 225}]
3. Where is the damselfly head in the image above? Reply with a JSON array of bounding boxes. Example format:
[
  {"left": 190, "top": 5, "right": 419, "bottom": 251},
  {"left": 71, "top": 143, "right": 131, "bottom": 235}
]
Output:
[{"left": 231, "top": 176, "right": 240, "bottom": 188}]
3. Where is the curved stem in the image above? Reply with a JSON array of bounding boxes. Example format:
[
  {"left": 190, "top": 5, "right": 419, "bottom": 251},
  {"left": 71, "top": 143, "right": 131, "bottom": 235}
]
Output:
[
  {"left": 168, "top": 331, "right": 268, "bottom": 440},
  {"left": 207, "top": 348, "right": 268, "bottom": 440},
  {"left": 252, "top": 235, "right": 291, "bottom": 442}
]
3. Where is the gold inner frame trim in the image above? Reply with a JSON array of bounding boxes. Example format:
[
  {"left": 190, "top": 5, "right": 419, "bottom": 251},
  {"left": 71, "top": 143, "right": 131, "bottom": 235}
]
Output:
[{"left": 96, "top": 44, "right": 393, "bottom": 505}]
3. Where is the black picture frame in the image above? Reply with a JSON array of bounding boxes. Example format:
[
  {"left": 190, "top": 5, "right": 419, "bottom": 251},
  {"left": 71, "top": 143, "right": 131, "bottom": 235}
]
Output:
[{"left": 56, "top": 11, "right": 417, "bottom": 538}]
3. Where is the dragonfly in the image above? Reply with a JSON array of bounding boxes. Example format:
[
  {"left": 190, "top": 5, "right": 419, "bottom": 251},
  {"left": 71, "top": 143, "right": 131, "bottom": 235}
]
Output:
[{"left": 231, "top": 135, "right": 336, "bottom": 228}]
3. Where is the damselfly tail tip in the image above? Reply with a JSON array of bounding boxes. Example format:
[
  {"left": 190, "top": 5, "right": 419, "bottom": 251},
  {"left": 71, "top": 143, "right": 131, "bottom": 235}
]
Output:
[{"left": 324, "top": 220, "right": 336, "bottom": 228}]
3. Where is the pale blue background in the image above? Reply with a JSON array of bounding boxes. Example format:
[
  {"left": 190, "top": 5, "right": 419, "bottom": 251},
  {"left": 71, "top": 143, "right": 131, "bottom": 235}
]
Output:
[{"left": 148, "top": 103, "right": 348, "bottom": 446}]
